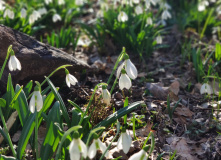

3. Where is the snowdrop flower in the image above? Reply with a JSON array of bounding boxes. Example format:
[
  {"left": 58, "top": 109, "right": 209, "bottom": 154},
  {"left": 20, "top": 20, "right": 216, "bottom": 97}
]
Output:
[
  {"left": 29, "top": 85, "right": 43, "bottom": 113},
  {"left": 75, "top": 0, "right": 84, "bottom": 5},
  {"left": 52, "top": 14, "right": 61, "bottom": 22},
  {"left": 0, "top": 1, "right": 5, "bottom": 11},
  {"left": 146, "top": 17, "right": 153, "bottom": 26},
  {"left": 117, "top": 54, "right": 138, "bottom": 80},
  {"left": 125, "top": 56, "right": 138, "bottom": 80},
  {"left": 20, "top": 8, "right": 27, "bottom": 18},
  {"left": 37, "top": 8, "right": 47, "bottom": 15},
  {"left": 4, "top": 9, "right": 14, "bottom": 19},
  {"left": 69, "top": 132, "right": 87, "bottom": 160},
  {"left": 29, "top": 10, "right": 41, "bottom": 24},
  {"left": 58, "top": 0, "right": 65, "bottom": 5},
  {"left": 200, "top": 83, "right": 212, "bottom": 95},
  {"left": 102, "top": 85, "right": 111, "bottom": 105},
  {"left": 156, "top": 35, "right": 162, "bottom": 44},
  {"left": 198, "top": 1, "right": 209, "bottom": 11},
  {"left": 119, "top": 69, "right": 132, "bottom": 90},
  {"left": 65, "top": 69, "right": 78, "bottom": 87},
  {"left": 117, "top": 128, "right": 132, "bottom": 154},
  {"left": 88, "top": 135, "right": 108, "bottom": 159},
  {"left": 128, "top": 146, "right": 150, "bottom": 160},
  {"left": 45, "top": 0, "right": 52, "bottom": 5},
  {"left": 8, "top": 48, "right": 21, "bottom": 71},
  {"left": 135, "top": 5, "right": 143, "bottom": 15},
  {"left": 133, "top": 0, "right": 140, "bottom": 4},
  {"left": 118, "top": 11, "right": 128, "bottom": 22},
  {"left": 161, "top": 10, "right": 171, "bottom": 20}
]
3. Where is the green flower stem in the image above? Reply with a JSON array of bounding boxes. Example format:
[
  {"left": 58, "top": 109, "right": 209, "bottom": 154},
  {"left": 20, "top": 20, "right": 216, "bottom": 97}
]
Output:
[
  {"left": 110, "top": 76, "right": 118, "bottom": 95},
  {"left": 107, "top": 47, "right": 126, "bottom": 85},
  {"left": 28, "top": 65, "right": 72, "bottom": 99},
  {"left": 78, "top": 83, "right": 107, "bottom": 125},
  {"left": 0, "top": 107, "right": 17, "bottom": 157},
  {"left": 0, "top": 45, "right": 12, "bottom": 81},
  {"left": 35, "top": 111, "right": 39, "bottom": 160}
]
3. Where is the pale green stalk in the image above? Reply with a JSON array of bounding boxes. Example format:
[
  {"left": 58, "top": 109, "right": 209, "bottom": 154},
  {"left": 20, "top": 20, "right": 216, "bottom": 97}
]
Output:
[
  {"left": 0, "top": 45, "right": 12, "bottom": 80},
  {"left": 107, "top": 47, "right": 126, "bottom": 85},
  {"left": 0, "top": 107, "right": 17, "bottom": 157},
  {"left": 35, "top": 111, "right": 39, "bottom": 160},
  {"left": 28, "top": 65, "right": 72, "bottom": 99}
]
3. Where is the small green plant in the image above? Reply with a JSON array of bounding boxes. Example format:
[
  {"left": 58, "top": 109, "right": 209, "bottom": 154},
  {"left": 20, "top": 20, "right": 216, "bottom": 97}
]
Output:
[
  {"left": 167, "top": 95, "right": 181, "bottom": 123},
  {"left": 46, "top": 26, "right": 80, "bottom": 50}
]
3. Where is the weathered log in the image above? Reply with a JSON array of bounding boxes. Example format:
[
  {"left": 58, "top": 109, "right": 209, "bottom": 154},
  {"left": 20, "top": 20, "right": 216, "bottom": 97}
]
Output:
[{"left": 0, "top": 25, "right": 89, "bottom": 86}]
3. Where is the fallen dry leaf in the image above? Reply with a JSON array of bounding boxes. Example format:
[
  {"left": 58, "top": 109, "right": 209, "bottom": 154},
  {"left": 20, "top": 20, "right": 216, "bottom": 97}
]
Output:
[
  {"left": 146, "top": 83, "right": 169, "bottom": 100},
  {"left": 169, "top": 81, "right": 180, "bottom": 95}
]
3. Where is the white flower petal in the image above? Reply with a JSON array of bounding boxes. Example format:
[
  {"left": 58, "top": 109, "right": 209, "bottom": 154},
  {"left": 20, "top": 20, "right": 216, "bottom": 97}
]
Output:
[
  {"left": 122, "top": 132, "right": 132, "bottom": 154},
  {"left": 125, "top": 59, "right": 137, "bottom": 79},
  {"left": 88, "top": 140, "right": 97, "bottom": 159},
  {"left": 11, "top": 56, "right": 17, "bottom": 71},
  {"left": 69, "top": 139, "right": 81, "bottom": 160},
  {"left": 66, "top": 75, "right": 71, "bottom": 87},
  {"left": 69, "top": 74, "right": 78, "bottom": 86},
  {"left": 102, "top": 89, "right": 111, "bottom": 105},
  {"left": 79, "top": 139, "right": 87, "bottom": 158},
  {"left": 117, "top": 62, "right": 125, "bottom": 78},
  {"left": 128, "top": 149, "right": 147, "bottom": 160},
  {"left": 117, "top": 134, "right": 123, "bottom": 150},
  {"left": 8, "top": 56, "right": 14, "bottom": 71},
  {"left": 200, "top": 83, "right": 212, "bottom": 95},
  {"left": 119, "top": 74, "right": 132, "bottom": 90},
  {"left": 14, "top": 56, "right": 21, "bottom": 70},
  {"left": 29, "top": 93, "right": 36, "bottom": 113},
  {"left": 98, "top": 139, "right": 108, "bottom": 157},
  {"left": 36, "top": 91, "right": 43, "bottom": 112}
]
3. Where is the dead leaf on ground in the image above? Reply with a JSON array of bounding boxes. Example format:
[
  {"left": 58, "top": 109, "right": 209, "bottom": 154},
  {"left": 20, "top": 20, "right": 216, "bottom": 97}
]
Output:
[
  {"left": 167, "top": 137, "right": 199, "bottom": 160},
  {"left": 169, "top": 81, "right": 180, "bottom": 95},
  {"left": 146, "top": 83, "right": 169, "bottom": 100}
]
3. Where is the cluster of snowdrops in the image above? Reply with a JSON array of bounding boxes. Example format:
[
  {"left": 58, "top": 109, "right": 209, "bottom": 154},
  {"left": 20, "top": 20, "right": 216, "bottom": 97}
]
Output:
[{"left": 3, "top": 45, "right": 153, "bottom": 160}]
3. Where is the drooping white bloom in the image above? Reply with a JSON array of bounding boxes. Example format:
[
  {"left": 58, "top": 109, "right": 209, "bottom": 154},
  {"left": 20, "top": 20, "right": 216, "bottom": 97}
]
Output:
[
  {"left": 102, "top": 86, "right": 111, "bottom": 105},
  {"left": 128, "top": 149, "right": 148, "bottom": 160},
  {"left": 117, "top": 11, "right": 128, "bottom": 22},
  {"left": 20, "top": 8, "right": 27, "bottom": 18},
  {"left": 117, "top": 62, "right": 125, "bottom": 78},
  {"left": 4, "top": 9, "right": 14, "bottom": 19},
  {"left": 198, "top": 1, "right": 209, "bottom": 11},
  {"left": 119, "top": 72, "right": 132, "bottom": 90},
  {"left": 45, "top": 0, "right": 52, "bottom": 5},
  {"left": 8, "top": 55, "right": 21, "bottom": 71},
  {"left": 75, "top": 0, "right": 84, "bottom": 5},
  {"left": 52, "top": 14, "right": 61, "bottom": 22},
  {"left": 29, "top": 90, "right": 43, "bottom": 113},
  {"left": 58, "top": 0, "right": 65, "bottom": 5},
  {"left": 37, "top": 8, "right": 47, "bottom": 15},
  {"left": 135, "top": 5, "right": 143, "bottom": 15},
  {"left": 117, "top": 130, "right": 132, "bottom": 154},
  {"left": 146, "top": 17, "right": 153, "bottom": 26},
  {"left": 0, "top": 1, "right": 5, "bottom": 11},
  {"left": 156, "top": 35, "right": 162, "bottom": 44},
  {"left": 125, "top": 59, "right": 138, "bottom": 80},
  {"left": 200, "top": 83, "right": 212, "bottom": 95},
  {"left": 161, "top": 10, "right": 171, "bottom": 20},
  {"left": 69, "top": 138, "right": 87, "bottom": 160},
  {"left": 29, "top": 10, "right": 41, "bottom": 24},
  {"left": 133, "top": 0, "right": 140, "bottom": 4},
  {"left": 88, "top": 138, "right": 108, "bottom": 159},
  {"left": 66, "top": 73, "right": 78, "bottom": 87}
]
